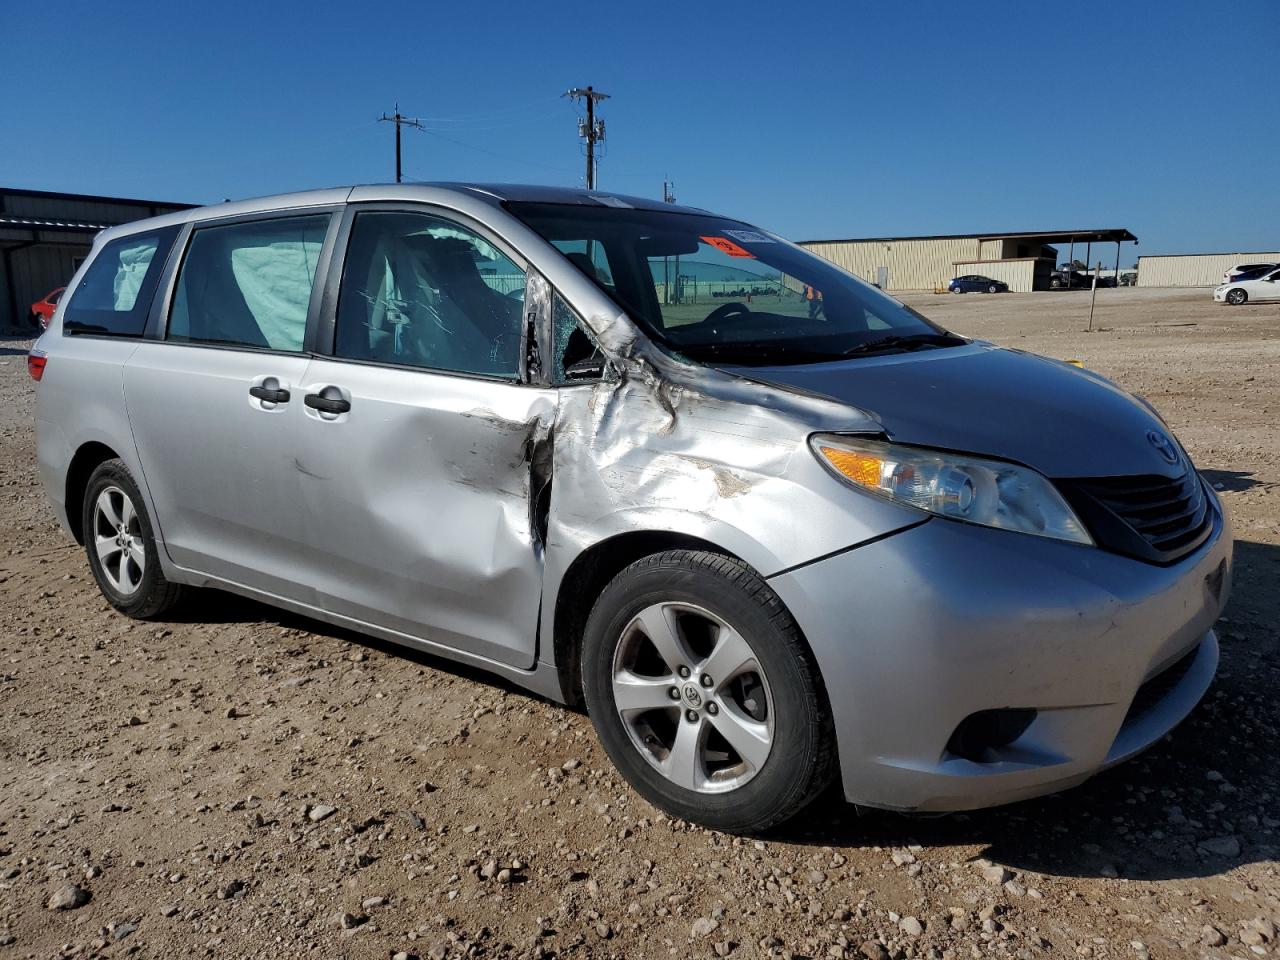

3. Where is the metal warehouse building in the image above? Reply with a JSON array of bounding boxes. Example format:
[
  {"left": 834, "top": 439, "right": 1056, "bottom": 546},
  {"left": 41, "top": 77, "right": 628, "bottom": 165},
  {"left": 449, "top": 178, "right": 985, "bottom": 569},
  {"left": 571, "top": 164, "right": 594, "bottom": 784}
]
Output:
[
  {"left": 799, "top": 228, "right": 1137, "bottom": 293},
  {"left": 1136, "top": 251, "right": 1280, "bottom": 287},
  {"left": 1, "top": 186, "right": 192, "bottom": 330}
]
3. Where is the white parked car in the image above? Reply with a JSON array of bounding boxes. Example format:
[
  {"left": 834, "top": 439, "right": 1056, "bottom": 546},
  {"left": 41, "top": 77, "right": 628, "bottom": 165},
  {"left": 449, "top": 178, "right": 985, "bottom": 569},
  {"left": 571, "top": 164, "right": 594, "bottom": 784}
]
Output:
[
  {"left": 1215, "top": 265, "right": 1280, "bottom": 305},
  {"left": 1221, "top": 262, "right": 1276, "bottom": 285}
]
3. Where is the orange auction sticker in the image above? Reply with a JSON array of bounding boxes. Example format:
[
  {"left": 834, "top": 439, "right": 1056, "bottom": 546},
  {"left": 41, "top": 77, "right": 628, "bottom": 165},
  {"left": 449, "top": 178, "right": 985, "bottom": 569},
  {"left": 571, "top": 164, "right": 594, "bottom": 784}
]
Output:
[{"left": 700, "top": 236, "right": 756, "bottom": 258}]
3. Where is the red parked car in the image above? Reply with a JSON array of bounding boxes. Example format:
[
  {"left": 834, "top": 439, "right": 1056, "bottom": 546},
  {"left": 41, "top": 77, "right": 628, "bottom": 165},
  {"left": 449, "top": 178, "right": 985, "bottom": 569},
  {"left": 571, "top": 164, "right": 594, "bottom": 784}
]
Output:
[{"left": 31, "top": 287, "right": 66, "bottom": 329}]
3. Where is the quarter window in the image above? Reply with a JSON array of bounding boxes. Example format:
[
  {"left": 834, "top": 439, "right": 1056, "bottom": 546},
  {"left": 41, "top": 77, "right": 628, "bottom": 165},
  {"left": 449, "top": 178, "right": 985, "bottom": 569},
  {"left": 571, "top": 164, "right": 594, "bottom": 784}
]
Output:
[
  {"left": 334, "top": 211, "right": 525, "bottom": 378},
  {"left": 168, "top": 214, "right": 329, "bottom": 351},
  {"left": 552, "top": 294, "right": 605, "bottom": 383},
  {"left": 62, "top": 225, "right": 180, "bottom": 336}
]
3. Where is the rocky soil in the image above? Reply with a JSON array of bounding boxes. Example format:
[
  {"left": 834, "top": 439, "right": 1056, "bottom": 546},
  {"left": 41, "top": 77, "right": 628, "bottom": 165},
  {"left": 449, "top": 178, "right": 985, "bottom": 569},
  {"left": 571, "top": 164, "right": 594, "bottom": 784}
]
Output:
[{"left": 0, "top": 287, "right": 1277, "bottom": 959}]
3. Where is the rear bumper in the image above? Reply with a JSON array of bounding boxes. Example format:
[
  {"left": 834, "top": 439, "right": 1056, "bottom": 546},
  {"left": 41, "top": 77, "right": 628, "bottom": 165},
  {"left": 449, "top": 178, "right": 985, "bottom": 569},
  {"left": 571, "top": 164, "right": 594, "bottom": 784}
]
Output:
[{"left": 769, "top": 495, "right": 1232, "bottom": 812}]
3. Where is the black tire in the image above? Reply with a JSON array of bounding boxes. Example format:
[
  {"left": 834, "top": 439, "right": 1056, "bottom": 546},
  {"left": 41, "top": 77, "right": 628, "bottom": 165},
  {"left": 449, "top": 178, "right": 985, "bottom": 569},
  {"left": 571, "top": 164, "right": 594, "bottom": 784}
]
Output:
[
  {"left": 1226, "top": 289, "right": 1247, "bottom": 305},
  {"left": 988, "top": 284, "right": 1000, "bottom": 294},
  {"left": 1050, "top": 278, "right": 1063, "bottom": 289},
  {"left": 82, "top": 459, "right": 184, "bottom": 619},
  {"left": 581, "top": 550, "right": 836, "bottom": 833}
]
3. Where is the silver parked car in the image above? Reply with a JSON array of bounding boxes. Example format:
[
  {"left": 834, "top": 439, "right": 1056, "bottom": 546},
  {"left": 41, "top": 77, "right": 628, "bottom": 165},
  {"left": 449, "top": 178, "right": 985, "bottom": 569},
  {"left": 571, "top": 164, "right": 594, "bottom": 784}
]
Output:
[{"left": 31, "top": 184, "right": 1232, "bottom": 831}]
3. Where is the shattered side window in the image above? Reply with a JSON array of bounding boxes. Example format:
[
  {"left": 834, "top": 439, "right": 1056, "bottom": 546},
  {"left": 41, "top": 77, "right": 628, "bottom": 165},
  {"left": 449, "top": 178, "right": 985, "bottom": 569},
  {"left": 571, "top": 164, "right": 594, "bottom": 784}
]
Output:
[{"left": 551, "top": 294, "right": 604, "bottom": 384}]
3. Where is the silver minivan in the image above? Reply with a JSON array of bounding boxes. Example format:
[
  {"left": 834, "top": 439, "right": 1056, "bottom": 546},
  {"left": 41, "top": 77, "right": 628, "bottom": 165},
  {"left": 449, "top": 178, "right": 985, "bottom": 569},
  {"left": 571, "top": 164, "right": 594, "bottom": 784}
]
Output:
[{"left": 32, "top": 184, "right": 1232, "bottom": 831}]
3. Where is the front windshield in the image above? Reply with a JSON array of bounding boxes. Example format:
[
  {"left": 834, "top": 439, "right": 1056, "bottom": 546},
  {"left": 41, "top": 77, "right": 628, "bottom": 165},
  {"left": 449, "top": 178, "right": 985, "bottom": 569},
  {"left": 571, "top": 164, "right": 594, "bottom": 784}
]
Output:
[{"left": 507, "top": 201, "right": 962, "bottom": 366}]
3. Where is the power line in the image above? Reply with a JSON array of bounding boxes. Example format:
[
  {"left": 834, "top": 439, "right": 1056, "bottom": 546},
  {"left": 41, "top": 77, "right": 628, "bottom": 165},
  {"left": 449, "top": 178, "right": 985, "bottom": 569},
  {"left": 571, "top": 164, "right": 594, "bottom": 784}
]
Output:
[
  {"left": 412, "top": 128, "right": 582, "bottom": 177},
  {"left": 378, "top": 103, "right": 426, "bottom": 184},
  {"left": 565, "top": 86, "right": 609, "bottom": 190},
  {"left": 412, "top": 96, "right": 566, "bottom": 124}
]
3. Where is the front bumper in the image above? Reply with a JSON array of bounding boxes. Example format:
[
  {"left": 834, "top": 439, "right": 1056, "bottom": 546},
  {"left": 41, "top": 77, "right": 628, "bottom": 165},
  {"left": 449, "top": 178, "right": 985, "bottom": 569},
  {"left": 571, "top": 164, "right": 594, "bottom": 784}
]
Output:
[
  {"left": 769, "top": 496, "right": 1232, "bottom": 812},
  {"left": 1213, "top": 287, "right": 1229, "bottom": 302}
]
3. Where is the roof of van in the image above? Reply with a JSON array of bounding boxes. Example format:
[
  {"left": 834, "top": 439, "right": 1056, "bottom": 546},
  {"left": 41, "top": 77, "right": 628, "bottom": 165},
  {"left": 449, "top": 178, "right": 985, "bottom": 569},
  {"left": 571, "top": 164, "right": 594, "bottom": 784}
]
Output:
[
  {"left": 436, "top": 182, "right": 711, "bottom": 215},
  {"left": 93, "top": 182, "right": 715, "bottom": 243}
]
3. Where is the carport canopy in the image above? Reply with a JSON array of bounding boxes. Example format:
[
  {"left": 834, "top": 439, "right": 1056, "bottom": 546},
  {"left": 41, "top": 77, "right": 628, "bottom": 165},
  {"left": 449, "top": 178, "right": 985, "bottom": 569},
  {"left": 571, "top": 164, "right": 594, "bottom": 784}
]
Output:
[
  {"left": 979, "top": 229, "right": 1138, "bottom": 285},
  {"left": 977, "top": 229, "right": 1137, "bottom": 245}
]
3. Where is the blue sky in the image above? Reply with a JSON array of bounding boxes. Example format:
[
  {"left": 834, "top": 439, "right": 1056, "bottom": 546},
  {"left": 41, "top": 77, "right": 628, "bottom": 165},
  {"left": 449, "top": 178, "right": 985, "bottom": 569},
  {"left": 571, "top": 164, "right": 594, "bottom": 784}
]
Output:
[{"left": 4, "top": 1, "right": 1276, "bottom": 257}]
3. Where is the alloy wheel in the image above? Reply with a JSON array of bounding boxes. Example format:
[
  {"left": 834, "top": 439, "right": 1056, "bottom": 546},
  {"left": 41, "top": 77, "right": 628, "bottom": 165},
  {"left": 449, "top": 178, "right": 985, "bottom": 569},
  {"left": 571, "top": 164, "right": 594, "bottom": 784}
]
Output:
[
  {"left": 611, "top": 601, "right": 774, "bottom": 793},
  {"left": 93, "top": 485, "right": 145, "bottom": 595}
]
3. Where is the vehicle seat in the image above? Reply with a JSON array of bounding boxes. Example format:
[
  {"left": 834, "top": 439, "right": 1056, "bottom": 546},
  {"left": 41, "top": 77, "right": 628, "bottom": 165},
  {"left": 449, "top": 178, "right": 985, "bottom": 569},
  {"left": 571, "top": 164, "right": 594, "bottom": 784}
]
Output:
[{"left": 566, "top": 251, "right": 602, "bottom": 285}]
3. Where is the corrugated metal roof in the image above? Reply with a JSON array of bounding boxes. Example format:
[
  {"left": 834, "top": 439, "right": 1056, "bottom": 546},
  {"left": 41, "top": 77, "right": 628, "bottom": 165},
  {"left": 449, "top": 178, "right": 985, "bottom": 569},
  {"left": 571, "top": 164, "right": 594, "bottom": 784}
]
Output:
[
  {"left": 0, "top": 215, "right": 110, "bottom": 231},
  {"left": 799, "top": 228, "right": 1137, "bottom": 245},
  {"left": 0, "top": 185, "right": 194, "bottom": 208}
]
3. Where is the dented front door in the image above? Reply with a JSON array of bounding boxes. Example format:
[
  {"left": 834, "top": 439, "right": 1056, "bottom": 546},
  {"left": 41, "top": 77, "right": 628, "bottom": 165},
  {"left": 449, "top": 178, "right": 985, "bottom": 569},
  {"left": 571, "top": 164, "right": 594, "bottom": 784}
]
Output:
[{"left": 293, "top": 357, "right": 556, "bottom": 668}]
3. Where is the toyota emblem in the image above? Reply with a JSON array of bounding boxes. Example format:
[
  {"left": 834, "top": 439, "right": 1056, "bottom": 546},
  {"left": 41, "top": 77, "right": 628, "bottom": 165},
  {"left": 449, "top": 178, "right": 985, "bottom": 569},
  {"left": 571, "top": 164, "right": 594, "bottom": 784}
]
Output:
[{"left": 1146, "top": 430, "right": 1179, "bottom": 465}]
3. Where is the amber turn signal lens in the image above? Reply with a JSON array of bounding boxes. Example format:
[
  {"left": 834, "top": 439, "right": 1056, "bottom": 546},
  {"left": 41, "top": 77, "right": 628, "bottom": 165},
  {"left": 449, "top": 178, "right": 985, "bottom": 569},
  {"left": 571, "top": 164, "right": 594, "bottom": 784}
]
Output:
[{"left": 818, "top": 446, "right": 882, "bottom": 488}]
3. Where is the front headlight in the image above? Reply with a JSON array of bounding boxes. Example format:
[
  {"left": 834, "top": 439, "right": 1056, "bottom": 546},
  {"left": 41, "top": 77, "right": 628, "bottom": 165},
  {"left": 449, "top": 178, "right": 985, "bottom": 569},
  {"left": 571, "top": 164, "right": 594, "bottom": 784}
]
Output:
[{"left": 811, "top": 435, "right": 1093, "bottom": 546}]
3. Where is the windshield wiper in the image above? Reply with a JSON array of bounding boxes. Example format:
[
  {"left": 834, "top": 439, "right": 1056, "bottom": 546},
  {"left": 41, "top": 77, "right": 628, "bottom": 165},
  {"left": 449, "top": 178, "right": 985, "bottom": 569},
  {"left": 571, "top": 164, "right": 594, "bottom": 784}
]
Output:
[{"left": 842, "top": 332, "right": 965, "bottom": 357}]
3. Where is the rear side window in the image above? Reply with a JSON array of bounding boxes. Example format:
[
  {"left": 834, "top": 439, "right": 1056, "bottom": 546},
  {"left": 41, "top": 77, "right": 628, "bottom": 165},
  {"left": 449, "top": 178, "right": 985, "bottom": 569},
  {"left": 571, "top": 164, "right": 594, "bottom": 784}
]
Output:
[
  {"left": 168, "top": 214, "right": 329, "bottom": 352},
  {"left": 62, "top": 225, "right": 180, "bottom": 336}
]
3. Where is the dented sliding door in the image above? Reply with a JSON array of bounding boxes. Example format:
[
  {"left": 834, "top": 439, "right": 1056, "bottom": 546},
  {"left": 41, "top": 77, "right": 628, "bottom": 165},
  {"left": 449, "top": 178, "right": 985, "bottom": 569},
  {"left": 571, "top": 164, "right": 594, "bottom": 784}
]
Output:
[{"left": 293, "top": 357, "right": 556, "bottom": 668}]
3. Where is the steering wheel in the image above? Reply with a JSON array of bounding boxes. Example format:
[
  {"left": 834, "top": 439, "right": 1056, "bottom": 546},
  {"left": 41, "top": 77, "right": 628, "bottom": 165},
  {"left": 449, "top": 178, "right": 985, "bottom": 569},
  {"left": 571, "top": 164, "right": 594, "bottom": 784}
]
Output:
[{"left": 704, "top": 302, "right": 751, "bottom": 324}]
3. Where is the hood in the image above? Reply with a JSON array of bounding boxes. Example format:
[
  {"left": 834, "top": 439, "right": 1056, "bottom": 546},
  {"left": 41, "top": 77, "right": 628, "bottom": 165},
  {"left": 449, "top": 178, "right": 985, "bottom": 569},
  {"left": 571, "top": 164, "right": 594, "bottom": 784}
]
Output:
[{"left": 721, "top": 343, "right": 1186, "bottom": 480}]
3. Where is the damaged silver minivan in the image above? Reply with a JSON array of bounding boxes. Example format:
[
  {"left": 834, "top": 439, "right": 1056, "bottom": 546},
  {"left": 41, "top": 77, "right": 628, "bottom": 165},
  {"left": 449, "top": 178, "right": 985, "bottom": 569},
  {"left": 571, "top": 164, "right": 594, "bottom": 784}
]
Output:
[{"left": 32, "top": 184, "right": 1232, "bottom": 831}]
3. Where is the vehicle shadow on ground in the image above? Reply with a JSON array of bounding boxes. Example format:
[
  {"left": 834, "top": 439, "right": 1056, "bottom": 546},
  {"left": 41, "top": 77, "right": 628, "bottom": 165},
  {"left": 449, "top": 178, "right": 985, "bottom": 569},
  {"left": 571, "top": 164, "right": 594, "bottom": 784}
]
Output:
[
  {"left": 774, "top": 538, "right": 1279, "bottom": 883},
  {"left": 172, "top": 587, "right": 547, "bottom": 702},
  {"left": 1200, "top": 468, "right": 1268, "bottom": 493},
  {"left": 163, "top": 540, "right": 1278, "bottom": 884}
]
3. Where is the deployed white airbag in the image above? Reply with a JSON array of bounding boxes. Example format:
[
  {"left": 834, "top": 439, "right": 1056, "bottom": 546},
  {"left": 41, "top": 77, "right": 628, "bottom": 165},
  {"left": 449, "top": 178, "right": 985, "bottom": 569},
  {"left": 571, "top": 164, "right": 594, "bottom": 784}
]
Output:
[
  {"left": 112, "top": 239, "right": 159, "bottom": 310},
  {"left": 230, "top": 237, "right": 323, "bottom": 350}
]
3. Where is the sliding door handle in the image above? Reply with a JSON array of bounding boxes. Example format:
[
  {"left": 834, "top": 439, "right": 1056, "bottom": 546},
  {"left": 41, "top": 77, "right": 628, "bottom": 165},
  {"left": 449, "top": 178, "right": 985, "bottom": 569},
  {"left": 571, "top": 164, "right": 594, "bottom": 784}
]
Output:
[
  {"left": 304, "top": 392, "right": 351, "bottom": 415},
  {"left": 249, "top": 384, "right": 291, "bottom": 403}
]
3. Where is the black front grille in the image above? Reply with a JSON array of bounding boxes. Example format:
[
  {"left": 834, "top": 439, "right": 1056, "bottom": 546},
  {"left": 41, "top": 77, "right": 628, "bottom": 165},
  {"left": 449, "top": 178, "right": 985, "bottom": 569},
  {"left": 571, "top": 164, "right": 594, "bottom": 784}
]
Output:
[
  {"left": 1122, "top": 643, "right": 1200, "bottom": 728},
  {"left": 1058, "top": 471, "right": 1213, "bottom": 564}
]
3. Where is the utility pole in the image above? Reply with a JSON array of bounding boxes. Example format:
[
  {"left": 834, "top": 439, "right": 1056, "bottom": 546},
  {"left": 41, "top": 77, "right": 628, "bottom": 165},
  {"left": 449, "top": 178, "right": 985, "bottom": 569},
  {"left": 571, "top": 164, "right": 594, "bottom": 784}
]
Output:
[
  {"left": 566, "top": 86, "right": 609, "bottom": 189},
  {"left": 663, "top": 178, "right": 676, "bottom": 304},
  {"left": 378, "top": 103, "right": 425, "bottom": 183}
]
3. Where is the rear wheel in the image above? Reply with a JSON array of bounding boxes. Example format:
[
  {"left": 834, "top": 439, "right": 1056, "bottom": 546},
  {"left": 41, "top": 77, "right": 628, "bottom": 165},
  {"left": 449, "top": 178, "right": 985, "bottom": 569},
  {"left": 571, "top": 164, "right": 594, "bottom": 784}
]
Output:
[
  {"left": 1226, "top": 289, "right": 1247, "bottom": 305},
  {"left": 582, "top": 550, "right": 836, "bottom": 832},
  {"left": 82, "top": 459, "right": 184, "bottom": 619}
]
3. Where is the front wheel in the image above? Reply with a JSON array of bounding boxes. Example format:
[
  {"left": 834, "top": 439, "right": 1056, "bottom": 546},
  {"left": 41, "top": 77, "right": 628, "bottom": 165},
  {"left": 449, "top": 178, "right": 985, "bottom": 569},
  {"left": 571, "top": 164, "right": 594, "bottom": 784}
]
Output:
[
  {"left": 988, "top": 284, "right": 1000, "bottom": 294},
  {"left": 1226, "top": 289, "right": 1247, "bottom": 305},
  {"left": 582, "top": 550, "right": 836, "bottom": 833},
  {"left": 82, "top": 459, "right": 184, "bottom": 619}
]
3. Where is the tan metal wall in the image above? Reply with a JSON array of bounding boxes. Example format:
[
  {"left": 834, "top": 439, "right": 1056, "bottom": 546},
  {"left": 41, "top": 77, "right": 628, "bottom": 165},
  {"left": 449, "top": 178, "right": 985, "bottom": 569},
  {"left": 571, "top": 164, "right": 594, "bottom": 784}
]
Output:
[
  {"left": 801, "top": 237, "right": 982, "bottom": 291},
  {"left": 1137, "top": 253, "right": 1280, "bottom": 287},
  {"left": 979, "top": 238, "right": 1009, "bottom": 260},
  {"left": 951, "top": 259, "right": 1037, "bottom": 293}
]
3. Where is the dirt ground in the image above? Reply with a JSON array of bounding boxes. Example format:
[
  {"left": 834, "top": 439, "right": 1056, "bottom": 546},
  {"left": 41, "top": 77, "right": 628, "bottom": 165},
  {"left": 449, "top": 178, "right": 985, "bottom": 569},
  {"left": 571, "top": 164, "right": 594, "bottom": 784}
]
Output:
[{"left": 1, "top": 287, "right": 1278, "bottom": 960}]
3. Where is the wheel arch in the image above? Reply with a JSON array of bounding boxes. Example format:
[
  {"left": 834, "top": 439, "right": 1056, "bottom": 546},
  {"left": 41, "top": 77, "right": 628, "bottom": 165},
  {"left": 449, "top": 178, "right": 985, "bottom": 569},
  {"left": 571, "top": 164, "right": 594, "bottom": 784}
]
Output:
[
  {"left": 551, "top": 530, "right": 747, "bottom": 706},
  {"left": 64, "top": 441, "right": 122, "bottom": 544}
]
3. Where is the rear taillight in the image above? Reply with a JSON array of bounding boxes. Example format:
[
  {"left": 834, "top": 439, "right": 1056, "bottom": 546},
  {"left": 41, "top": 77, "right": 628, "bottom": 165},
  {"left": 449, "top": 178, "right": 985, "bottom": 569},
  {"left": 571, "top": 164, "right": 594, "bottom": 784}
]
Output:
[{"left": 27, "top": 352, "right": 47, "bottom": 381}]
